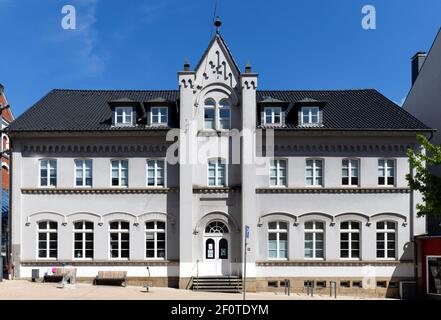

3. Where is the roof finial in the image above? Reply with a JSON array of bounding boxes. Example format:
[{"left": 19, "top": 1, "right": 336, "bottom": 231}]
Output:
[{"left": 214, "top": 16, "right": 222, "bottom": 34}]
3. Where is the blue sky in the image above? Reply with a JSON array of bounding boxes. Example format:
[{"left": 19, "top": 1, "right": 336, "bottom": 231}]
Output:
[{"left": 1, "top": 0, "right": 440, "bottom": 117}]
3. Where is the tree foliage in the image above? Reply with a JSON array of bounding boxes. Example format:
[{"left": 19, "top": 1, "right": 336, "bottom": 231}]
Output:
[{"left": 406, "top": 134, "right": 441, "bottom": 217}]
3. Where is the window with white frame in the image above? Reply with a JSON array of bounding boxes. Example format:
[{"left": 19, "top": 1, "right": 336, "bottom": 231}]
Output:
[
  {"left": 146, "top": 221, "right": 166, "bottom": 259},
  {"left": 304, "top": 221, "right": 324, "bottom": 259},
  {"left": 111, "top": 160, "right": 128, "bottom": 187},
  {"left": 38, "top": 221, "right": 57, "bottom": 259},
  {"left": 218, "top": 99, "right": 231, "bottom": 130},
  {"left": 378, "top": 159, "right": 395, "bottom": 186},
  {"left": 40, "top": 159, "right": 57, "bottom": 187},
  {"left": 110, "top": 221, "right": 130, "bottom": 259},
  {"left": 208, "top": 159, "right": 226, "bottom": 186},
  {"left": 74, "top": 221, "right": 94, "bottom": 259},
  {"left": 269, "top": 159, "right": 287, "bottom": 187},
  {"left": 306, "top": 159, "right": 323, "bottom": 186},
  {"left": 268, "top": 221, "right": 288, "bottom": 259},
  {"left": 115, "top": 107, "right": 133, "bottom": 125},
  {"left": 342, "top": 159, "right": 359, "bottom": 186},
  {"left": 204, "top": 99, "right": 216, "bottom": 130},
  {"left": 376, "top": 221, "right": 396, "bottom": 259},
  {"left": 264, "top": 107, "right": 282, "bottom": 125},
  {"left": 340, "top": 221, "right": 360, "bottom": 259},
  {"left": 151, "top": 107, "right": 168, "bottom": 125},
  {"left": 147, "top": 159, "right": 165, "bottom": 187},
  {"left": 301, "top": 106, "right": 320, "bottom": 125},
  {"left": 75, "top": 159, "right": 92, "bottom": 187}
]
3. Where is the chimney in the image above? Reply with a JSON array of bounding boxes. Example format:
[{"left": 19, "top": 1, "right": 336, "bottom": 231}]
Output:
[
  {"left": 411, "top": 52, "right": 427, "bottom": 85},
  {"left": 183, "top": 59, "right": 190, "bottom": 72}
]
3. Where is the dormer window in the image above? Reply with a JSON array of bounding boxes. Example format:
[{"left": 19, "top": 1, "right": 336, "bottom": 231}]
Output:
[
  {"left": 301, "top": 107, "right": 320, "bottom": 125},
  {"left": 264, "top": 107, "right": 281, "bottom": 125},
  {"left": 115, "top": 107, "right": 133, "bottom": 126},
  {"left": 151, "top": 107, "right": 168, "bottom": 126}
]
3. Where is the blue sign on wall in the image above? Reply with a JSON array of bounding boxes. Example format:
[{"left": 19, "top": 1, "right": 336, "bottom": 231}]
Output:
[{"left": 245, "top": 225, "right": 250, "bottom": 239}]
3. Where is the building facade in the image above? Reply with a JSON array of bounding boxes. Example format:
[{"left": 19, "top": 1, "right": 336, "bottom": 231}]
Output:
[
  {"left": 0, "top": 83, "right": 14, "bottom": 277},
  {"left": 404, "top": 28, "right": 441, "bottom": 298},
  {"left": 8, "top": 32, "right": 432, "bottom": 297}
]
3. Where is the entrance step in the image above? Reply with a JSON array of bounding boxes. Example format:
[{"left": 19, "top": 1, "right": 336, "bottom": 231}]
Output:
[{"left": 192, "top": 276, "right": 242, "bottom": 293}]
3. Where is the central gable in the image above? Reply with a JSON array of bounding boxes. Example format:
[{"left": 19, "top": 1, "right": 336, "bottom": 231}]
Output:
[{"left": 194, "top": 34, "right": 241, "bottom": 90}]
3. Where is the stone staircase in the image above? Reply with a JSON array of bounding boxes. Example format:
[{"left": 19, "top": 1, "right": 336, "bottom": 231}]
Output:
[{"left": 192, "top": 276, "right": 242, "bottom": 293}]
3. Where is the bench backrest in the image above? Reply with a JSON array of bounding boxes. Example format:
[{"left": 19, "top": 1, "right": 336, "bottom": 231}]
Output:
[{"left": 97, "top": 271, "right": 127, "bottom": 279}]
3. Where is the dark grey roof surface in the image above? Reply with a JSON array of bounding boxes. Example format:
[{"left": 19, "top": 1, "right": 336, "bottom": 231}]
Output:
[
  {"left": 257, "top": 90, "right": 431, "bottom": 130},
  {"left": 9, "top": 90, "right": 179, "bottom": 132},
  {"left": 8, "top": 88, "right": 431, "bottom": 132}
]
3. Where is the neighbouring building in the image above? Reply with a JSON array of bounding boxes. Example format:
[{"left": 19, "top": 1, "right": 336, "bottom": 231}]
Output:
[
  {"left": 7, "top": 27, "right": 433, "bottom": 297},
  {"left": 0, "top": 83, "right": 14, "bottom": 278},
  {"left": 404, "top": 28, "right": 441, "bottom": 298}
]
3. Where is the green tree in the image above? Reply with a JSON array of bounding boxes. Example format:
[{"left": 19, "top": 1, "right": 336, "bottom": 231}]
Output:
[{"left": 406, "top": 134, "right": 441, "bottom": 217}]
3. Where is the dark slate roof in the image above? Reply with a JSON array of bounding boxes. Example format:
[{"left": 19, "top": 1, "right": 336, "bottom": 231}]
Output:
[
  {"left": 8, "top": 88, "right": 431, "bottom": 132},
  {"left": 9, "top": 89, "right": 179, "bottom": 132},
  {"left": 257, "top": 90, "right": 431, "bottom": 130}
]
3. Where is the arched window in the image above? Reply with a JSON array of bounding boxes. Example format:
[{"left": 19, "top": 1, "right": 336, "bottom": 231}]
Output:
[
  {"left": 205, "top": 221, "right": 229, "bottom": 234},
  {"left": 376, "top": 221, "right": 396, "bottom": 259},
  {"left": 218, "top": 99, "right": 231, "bottom": 130},
  {"left": 304, "top": 221, "right": 324, "bottom": 259},
  {"left": 38, "top": 221, "right": 58, "bottom": 259},
  {"left": 74, "top": 221, "right": 94, "bottom": 259},
  {"left": 208, "top": 159, "right": 226, "bottom": 186},
  {"left": 268, "top": 221, "right": 288, "bottom": 259},
  {"left": 204, "top": 99, "right": 216, "bottom": 130},
  {"left": 110, "top": 221, "right": 130, "bottom": 259},
  {"left": 340, "top": 221, "right": 360, "bottom": 259},
  {"left": 146, "top": 221, "right": 166, "bottom": 259}
]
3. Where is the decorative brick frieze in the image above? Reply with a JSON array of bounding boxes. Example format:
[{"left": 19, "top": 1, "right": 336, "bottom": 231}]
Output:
[
  {"left": 20, "top": 260, "right": 179, "bottom": 267},
  {"left": 21, "top": 188, "right": 177, "bottom": 195},
  {"left": 256, "top": 188, "right": 411, "bottom": 194},
  {"left": 255, "top": 260, "right": 412, "bottom": 267}
]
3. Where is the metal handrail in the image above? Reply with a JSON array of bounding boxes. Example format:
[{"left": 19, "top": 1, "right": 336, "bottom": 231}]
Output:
[{"left": 196, "top": 259, "right": 199, "bottom": 291}]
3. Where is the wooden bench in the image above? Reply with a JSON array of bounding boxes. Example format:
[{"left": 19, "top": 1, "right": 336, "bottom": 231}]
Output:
[
  {"left": 93, "top": 271, "right": 127, "bottom": 287},
  {"left": 43, "top": 268, "right": 76, "bottom": 284}
]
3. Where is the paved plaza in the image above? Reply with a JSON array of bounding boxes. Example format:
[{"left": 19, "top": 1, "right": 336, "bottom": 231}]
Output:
[{"left": 0, "top": 280, "right": 390, "bottom": 300}]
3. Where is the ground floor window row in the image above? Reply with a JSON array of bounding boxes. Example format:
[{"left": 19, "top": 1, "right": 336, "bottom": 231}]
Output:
[
  {"left": 37, "top": 220, "right": 166, "bottom": 260},
  {"left": 268, "top": 220, "right": 398, "bottom": 260},
  {"left": 267, "top": 279, "right": 398, "bottom": 289}
]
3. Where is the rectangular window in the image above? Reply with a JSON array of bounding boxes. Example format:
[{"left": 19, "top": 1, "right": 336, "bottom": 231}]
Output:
[
  {"left": 38, "top": 221, "right": 57, "bottom": 259},
  {"left": 208, "top": 159, "right": 226, "bottom": 186},
  {"left": 75, "top": 160, "right": 92, "bottom": 187},
  {"left": 269, "top": 159, "right": 287, "bottom": 187},
  {"left": 40, "top": 159, "right": 57, "bottom": 187},
  {"left": 427, "top": 257, "right": 441, "bottom": 295},
  {"left": 304, "top": 221, "right": 324, "bottom": 259},
  {"left": 378, "top": 159, "right": 395, "bottom": 186},
  {"left": 306, "top": 159, "right": 323, "bottom": 186},
  {"left": 264, "top": 107, "right": 282, "bottom": 125},
  {"left": 115, "top": 107, "right": 133, "bottom": 125},
  {"left": 146, "top": 221, "right": 166, "bottom": 259},
  {"left": 110, "top": 221, "right": 130, "bottom": 259},
  {"left": 111, "top": 160, "right": 129, "bottom": 187},
  {"left": 301, "top": 107, "right": 320, "bottom": 125},
  {"left": 147, "top": 159, "right": 165, "bottom": 187},
  {"left": 74, "top": 221, "right": 94, "bottom": 259},
  {"left": 268, "top": 221, "right": 288, "bottom": 259},
  {"left": 340, "top": 221, "right": 360, "bottom": 259},
  {"left": 342, "top": 159, "right": 359, "bottom": 186},
  {"left": 151, "top": 107, "right": 168, "bottom": 125},
  {"left": 376, "top": 221, "right": 396, "bottom": 259}
]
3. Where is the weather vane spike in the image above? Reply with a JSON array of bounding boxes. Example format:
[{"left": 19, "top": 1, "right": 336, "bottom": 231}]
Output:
[{"left": 214, "top": 16, "right": 222, "bottom": 34}]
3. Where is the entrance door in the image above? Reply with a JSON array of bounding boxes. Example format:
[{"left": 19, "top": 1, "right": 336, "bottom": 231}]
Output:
[{"left": 201, "top": 221, "right": 231, "bottom": 276}]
